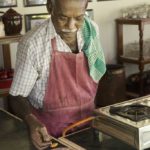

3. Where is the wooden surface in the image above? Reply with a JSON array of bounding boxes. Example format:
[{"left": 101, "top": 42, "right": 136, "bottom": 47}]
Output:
[
  {"left": 116, "top": 18, "right": 150, "bottom": 24},
  {"left": 2, "top": 44, "right": 11, "bottom": 69},
  {"left": 0, "top": 108, "right": 139, "bottom": 150},
  {"left": 0, "top": 109, "right": 75, "bottom": 150},
  {"left": 0, "top": 35, "right": 22, "bottom": 44},
  {"left": 0, "top": 109, "right": 35, "bottom": 150},
  {"left": 0, "top": 88, "right": 9, "bottom": 97}
]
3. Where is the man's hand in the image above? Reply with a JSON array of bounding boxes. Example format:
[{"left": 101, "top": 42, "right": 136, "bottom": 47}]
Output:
[
  {"left": 31, "top": 126, "right": 52, "bottom": 150},
  {"left": 25, "top": 114, "right": 52, "bottom": 150}
]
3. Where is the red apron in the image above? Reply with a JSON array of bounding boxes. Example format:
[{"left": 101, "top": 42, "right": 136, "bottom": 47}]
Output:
[{"left": 32, "top": 38, "right": 98, "bottom": 137}]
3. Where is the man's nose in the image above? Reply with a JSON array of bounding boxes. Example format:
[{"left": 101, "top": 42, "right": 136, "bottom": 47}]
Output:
[{"left": 67, "top": 18, "right": 76, "bottom": 30}]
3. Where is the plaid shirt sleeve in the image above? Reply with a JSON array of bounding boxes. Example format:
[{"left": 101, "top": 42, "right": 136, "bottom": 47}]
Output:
[{"left": 9, "top": 37, "right": 39, "bottom": 97}]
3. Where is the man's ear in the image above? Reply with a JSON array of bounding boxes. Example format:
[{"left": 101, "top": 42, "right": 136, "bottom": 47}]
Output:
[{"left": 46, "top": 0, "right": 52, "bottom": 14}]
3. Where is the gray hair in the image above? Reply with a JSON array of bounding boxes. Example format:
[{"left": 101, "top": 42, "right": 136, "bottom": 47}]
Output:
[
  {"left": 48, "top": 0, "right": 88, "bottom": 6},
  {"left": 47, "top": 0, "right": 88, "bottom": 11}
]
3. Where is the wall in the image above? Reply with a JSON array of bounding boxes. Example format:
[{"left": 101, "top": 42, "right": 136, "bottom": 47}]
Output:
[
  {"left": 92, "top": 0, "right": 150, "bottom": 76},
  {"left": 1, "top": 0, "right": 150, "bottom": 73}
]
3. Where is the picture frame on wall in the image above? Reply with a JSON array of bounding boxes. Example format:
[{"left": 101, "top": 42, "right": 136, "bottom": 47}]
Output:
[
  {"left": 24, "top": 0, "right": 91, "bottom": 6},
  {"left": 0, "top": 0, "right": 17, "bottom": 8},
  {"left": 24, "top": 0, "right": 46, "bottom": 7},
  {"left": 86, "top": 9, "right": 94, "bottom": 20},
  {"left": 25, "top": 13, "right": 50, "bottom": 31}
]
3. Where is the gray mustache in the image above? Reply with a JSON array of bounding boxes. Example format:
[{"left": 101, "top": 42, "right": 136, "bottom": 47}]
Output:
[{"left": 61, "top": 29, "right": 77, "bottom": 33}]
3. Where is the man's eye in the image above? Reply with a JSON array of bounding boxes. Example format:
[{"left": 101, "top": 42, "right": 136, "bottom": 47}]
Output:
[
  {"left": 76, "top": 16, "right": 84, "bottom": 21},
  {"left": 59, "top": 16, "right": 67, "bottom": 21}
]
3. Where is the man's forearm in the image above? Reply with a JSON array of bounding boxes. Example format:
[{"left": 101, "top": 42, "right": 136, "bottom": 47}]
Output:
[
  {"left": 8, "top": 94, "right": 51, "bottom": 148},
  {"left": 8, "top": 94, "right": 31, "bottom": 120}
]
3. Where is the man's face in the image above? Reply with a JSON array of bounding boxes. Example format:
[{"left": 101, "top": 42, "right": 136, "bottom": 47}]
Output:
[{"left": 50, "top": 0, "right": 87, "bottom": 39}]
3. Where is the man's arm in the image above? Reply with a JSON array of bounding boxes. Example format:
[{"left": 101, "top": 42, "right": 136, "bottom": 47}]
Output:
[
  {"left": 8, "top": 94, "right": 44, "bottom": 133},
  {"left": 8, "top": 94, "right": 31, "bottom": 119},
  {"left": 8, "top": 94, "right": 52, "bottom": 150}
]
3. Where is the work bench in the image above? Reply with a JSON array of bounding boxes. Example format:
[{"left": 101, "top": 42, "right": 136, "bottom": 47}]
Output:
[{"left": 0, "top": 109, "right": 137, "bottom": 150}]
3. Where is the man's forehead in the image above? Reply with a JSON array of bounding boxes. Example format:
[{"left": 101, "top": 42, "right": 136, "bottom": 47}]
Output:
[{"left": 48, "top": 0, "right": 87, "bottom": 5}]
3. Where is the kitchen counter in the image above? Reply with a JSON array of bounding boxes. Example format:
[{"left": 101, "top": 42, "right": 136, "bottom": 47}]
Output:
[
  {"left": 0, "top": 108, "right": 143, "bottom": 150},
  {"left": 0, "top": 109, "right": 74, "bottom": 150},
  {"left": 59, "top": 127, "right": 138, "bottom": 150},
  {"left": 0, "top": 109, "right": 35, "bottom": 150}
]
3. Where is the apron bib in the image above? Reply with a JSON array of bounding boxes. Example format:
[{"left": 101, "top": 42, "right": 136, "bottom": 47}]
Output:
[{"left": 32, "top": 38, "right": 97, "bottom": 137}]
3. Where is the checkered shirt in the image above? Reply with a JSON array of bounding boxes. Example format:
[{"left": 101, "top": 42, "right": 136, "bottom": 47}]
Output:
[{"left": 9, "top": 17, "right": 99, "bottom": 108}]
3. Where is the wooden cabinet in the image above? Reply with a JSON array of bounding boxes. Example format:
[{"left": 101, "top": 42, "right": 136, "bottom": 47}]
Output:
[
  {"left": 0, "top": 35, "right": 22, "bottom": 97},
  {"left": 116, "top": 18, "right": 150, "bottom": 97},
  {"left": 95, "top": 64, "right": 126, "bottom": 107}
]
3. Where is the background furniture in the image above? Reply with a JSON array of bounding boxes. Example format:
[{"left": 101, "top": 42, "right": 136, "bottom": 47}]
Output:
[
  {"left": 0, "top": 35, "right": 22, "bottom": 97},
  {"left": 116, "top": 18, "right": 150, "bottom": 98},
  {"left": 95, "top": 64, "right": 126, "bottom": 107}
]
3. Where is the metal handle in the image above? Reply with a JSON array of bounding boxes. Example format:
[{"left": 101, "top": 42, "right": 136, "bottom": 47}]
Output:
[{"left": 62, "top": 116, "right": 95, "bottom": 137}]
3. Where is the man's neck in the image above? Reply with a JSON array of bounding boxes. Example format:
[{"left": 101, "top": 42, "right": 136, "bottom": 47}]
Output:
[{"left": 61, "top": 33, "right": 79, "bottom": 53}]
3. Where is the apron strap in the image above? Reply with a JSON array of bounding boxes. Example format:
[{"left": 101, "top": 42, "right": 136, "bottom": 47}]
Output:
[{"left": 51, "top": 38, "right": 57, "bottom": 51}]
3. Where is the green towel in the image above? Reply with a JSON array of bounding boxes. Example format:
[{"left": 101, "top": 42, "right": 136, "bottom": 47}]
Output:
[{"left": 82, "top": 17, "right": 106, "bottom": 83}]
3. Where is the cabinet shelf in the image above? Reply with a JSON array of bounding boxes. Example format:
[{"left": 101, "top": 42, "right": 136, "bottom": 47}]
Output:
[
  {"left": 0, "top": 88, "right": 9, "bottom": 97},
  {"left": 116, "top": 18, "right": 150, "bottom": 25},
  {"left": 119, "top": 56, "right": 150, "bottom": 64},
  {"left": 126, "top": 91, "right": 140, "bottom": 99},
  {"left": 0, "top": 34, "right": 23, "bottom": 97},
  {"left": 116, "top": 18, "right": 150, "bottom": 96},
  {"left": 0, "top": 34, "right": 22, "bottom": 44}
]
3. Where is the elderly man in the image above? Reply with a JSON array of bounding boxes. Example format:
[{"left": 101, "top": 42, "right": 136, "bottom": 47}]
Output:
[{"left": 9, "top": 0, "right": 106, "bottom": 149}]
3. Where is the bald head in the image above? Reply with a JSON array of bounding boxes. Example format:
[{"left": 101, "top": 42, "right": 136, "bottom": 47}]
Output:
[
  {"left": 47, "top": 0, "right": 88, "bottom": 41},
  {"left": 46, "top": 0, "right": 88, "bottom": 14}
]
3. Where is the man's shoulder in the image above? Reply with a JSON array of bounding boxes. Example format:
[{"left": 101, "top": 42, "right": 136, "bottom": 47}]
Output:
[{"left": 21, "top": 19, "right": 50, "bottom": 45}]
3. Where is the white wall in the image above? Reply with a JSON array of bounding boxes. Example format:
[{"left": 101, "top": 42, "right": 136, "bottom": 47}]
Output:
[
  {"left": 92, "top": 0, "right": 150, "bottom": 64},
  {"left": 1, "top": 0, "right": 150, "bottom": 73}
]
